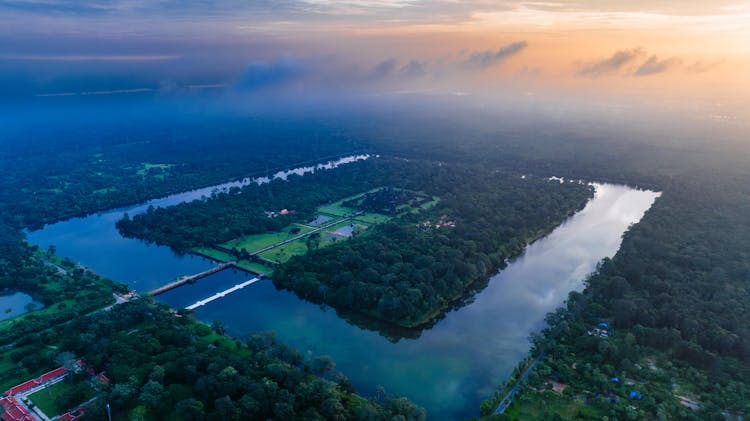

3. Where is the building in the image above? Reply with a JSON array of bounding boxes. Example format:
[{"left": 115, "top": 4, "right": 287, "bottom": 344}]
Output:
[
  {"left": 0, "top": 396, "right": 34, "bottom": 421},
  {"left": 1, "top": 366, "right": 71, "bottom": 421}
]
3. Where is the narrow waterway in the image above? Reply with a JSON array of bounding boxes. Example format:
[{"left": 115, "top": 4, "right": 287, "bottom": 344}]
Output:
[
  {"left": 27, "top": 176, "right": 658, "bottom": 419},
  {"left": 26, "top": 155, "right": 368, "bottom": 291}
]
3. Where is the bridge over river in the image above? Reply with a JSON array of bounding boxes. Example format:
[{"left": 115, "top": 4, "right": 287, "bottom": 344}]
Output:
[
  {"left": 147, "top": 262, "right": 265, "bottom": 311},
  {"left": 148, "top": 262, "right": 240, "bottom": 296}
]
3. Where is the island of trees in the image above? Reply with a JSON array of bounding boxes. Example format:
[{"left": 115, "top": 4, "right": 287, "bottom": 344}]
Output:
[{"left": 116, "top": 158, "right": 595, "bottom": 329}]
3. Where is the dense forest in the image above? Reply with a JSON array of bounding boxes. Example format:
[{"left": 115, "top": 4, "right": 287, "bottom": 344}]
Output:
[
  {"left": 275, "top": 165, "right": 593, "bottom": 328},
  {"left": 479, "top": 175, "right": 750, "bottom": 420},
  {"left": 1, "top": 106, "right": 363, "bottom": 230},
  {"left": 2, "top": 97, "right": 750, "bottom": 419}
]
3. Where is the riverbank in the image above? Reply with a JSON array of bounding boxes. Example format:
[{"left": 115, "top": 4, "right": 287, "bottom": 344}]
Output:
[
  {"left": 28, "top": 175, "right": 658, "bottom": 419},
  {"left": 274, "top": 179, "right": 596, "bottom": 331}
]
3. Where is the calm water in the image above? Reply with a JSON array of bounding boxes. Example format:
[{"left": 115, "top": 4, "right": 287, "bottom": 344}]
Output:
[
  {"left": 26, "top": 155, "right": 368, "bottom": 291},
  {"left": 0, "top": 292, "right": 44, "bottom": 321},
  {"left": 28, "top": 180, "right": 659, "bottom": 419}
]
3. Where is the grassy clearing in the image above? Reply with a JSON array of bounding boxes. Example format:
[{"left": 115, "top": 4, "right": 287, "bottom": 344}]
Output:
[
  {"left": 316, "top": 189, "right": 379, "bottom": 217},
  {"left": 498, "top": 390, "right": 600, "bottom": 420},
  {"left": 92, "top": 187, "right": 116, "bottom": 195},
  {"left": 235, "top": 261, "right": 274, "bottom": 275},
  {"left": 414, "top": 197, "right": 440, "bottom": 212},
  {"left": 193, "top": 248, "right": 274, "bottom": 275},
  {"left": 258, "top": 239, "right": 308, "bottom": 264},
  {"left": 27, "top": 379, "right": 76, "bottom": 416},
  {"left": 352, "top": 212, "right": 391, "bottom": 224},
  {"left": 136, "top": 163, "right": 174, "bottom": 177},
  {"left": 204, "top": 188, "right": 432, "bottom": 270},
  {"left": 0, "top": 254, "right": 113, "bottom": 331},
  {"left": 0, "top": 299, "right": 77, "bottom": 337},
  {"left": 317, "top": 204, "right": 356, "bottom": 217},
  {"left": 193, "top": 247, "right": 234, "bottom": 262},
  {"left": 221, "top": 224, "right": 314, "bottom": 253},
  {"left": 257, "top": 221, "right": 366, "bottom": 263},
  {"left": 321, "top": 188, "right": 433, "bottom": 223},
  {"left": 198, "top": 331, "right": 254, "bottom": 359}
]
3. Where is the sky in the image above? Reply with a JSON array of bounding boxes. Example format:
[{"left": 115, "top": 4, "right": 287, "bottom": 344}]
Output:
[{"left": 1, "top": 0, "right": 748, "bottom": 118}]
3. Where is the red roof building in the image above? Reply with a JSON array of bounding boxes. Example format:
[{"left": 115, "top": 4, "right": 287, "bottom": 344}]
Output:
[
  {"left": 0, "top": 396, "right": 35, "bottom": 421},
  {"left": 2, "top": 366, "right": 71, "bottom": 421},
  {"left": 58, "top": 409, "right": 84, "bottom": 421},
  {"left": 38, "top": 367, "right": 67, "bottom": 384},
  {"left": 96, "top": 372, "right": 110, "bottom": 385},
  {"left": 5, "top": 381, "right": 37, "bottom": 398},
  {"left": 5, "top": 367, "right": 68, "bottom": 396}
]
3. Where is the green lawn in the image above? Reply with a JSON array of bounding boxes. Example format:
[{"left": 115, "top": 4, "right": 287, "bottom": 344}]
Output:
[
  {"left": 352, "top": 212, "right": 391, "bottom": 224},
  {"left": 136, "top": 163, "right": 174, "bottom": 177},
  {"left": 221, "top": 224, "right": 314, "bottom": 253},
  {"left": 316, "top": 189, "right": 378, "bottom": 217},
  {"left": 319, "top": 188, "right": 432, "bottom": 223},
  {"left": 92, "top": 187, "right": 117, "bottom": 195},
  {"left": 497, "top": 390, "right": 602, "bottom": 420},
  {"left": 193, "top": 247, "right": 234, "bottom": 262},
  {"left": 258, "top": 239, "right": 309, "bottom": 264},
  {"left": 413, "top": 197, "right": 440, "bottom": 212},
  {"left": 201, "top": 188, "right": 434, "bottom": 269},
  {"left": 317, "top": 204, "right": 356, "bottom": 217},
  {"left": 257, "top": 221, "right": 366, "bottom": 263},
  {"left": 193, "top": 248, "right": 274, "bottom": 275},
  {"left": 27, "top": 379, "right": 76, "bottom": 416},
  {"left": 234, "top": 261, "right": 275, "bottom": 275},
  {"left": 0, "top": 298, "right": 76, "bottom": 334}
]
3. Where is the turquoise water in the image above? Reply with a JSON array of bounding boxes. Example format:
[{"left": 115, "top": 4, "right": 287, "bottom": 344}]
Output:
[{"left": 27, "top": 181, "right": 658, "bottom": 419}]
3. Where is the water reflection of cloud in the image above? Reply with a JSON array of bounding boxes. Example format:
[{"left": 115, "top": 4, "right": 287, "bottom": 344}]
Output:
[{"left": 432, "top": 184, "right": 658, "bottom": 343}]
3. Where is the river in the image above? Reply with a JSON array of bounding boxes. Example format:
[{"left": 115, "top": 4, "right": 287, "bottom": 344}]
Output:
[{"left": 27, "top": 168, "right": 658, "bottom": 419}]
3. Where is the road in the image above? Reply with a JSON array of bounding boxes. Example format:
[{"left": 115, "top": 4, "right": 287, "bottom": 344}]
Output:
[
  {"left": 148, "top": 262, "right": 236, "bottom": 296},
  {"left": 493, "top": 351, "right": 546, "bottom": 415},
  {"left": 42, "top": 258, "right": 68, "bottom": 275},
  {"left": 247, "top": 212, "right": 362, "bottom": 256}
]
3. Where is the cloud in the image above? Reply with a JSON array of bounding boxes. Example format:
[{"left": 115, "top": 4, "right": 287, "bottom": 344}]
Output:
[
  {"left": 576, "top": 49, "right": 643, "bottom": 77},
  {"left": 370, "top": 58, "right": 399, "bottom": 79},
  {"left": 577, "top": 49, "right": 716, "bottom": 78},
  {"left": 399, "top": 60, "right": 427, "bottom": 78},
  {"left": 634, "top": 55, "right": 682, "bottom": 76},
  {"left": 686, "top": 60, "right": 724, "bottom": 73},
  {"left": 465, "top": 41, "right": 527, "bottom": 68},
  {"left": 235, "top": 57, "right": 309, "bottom": 91}
]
